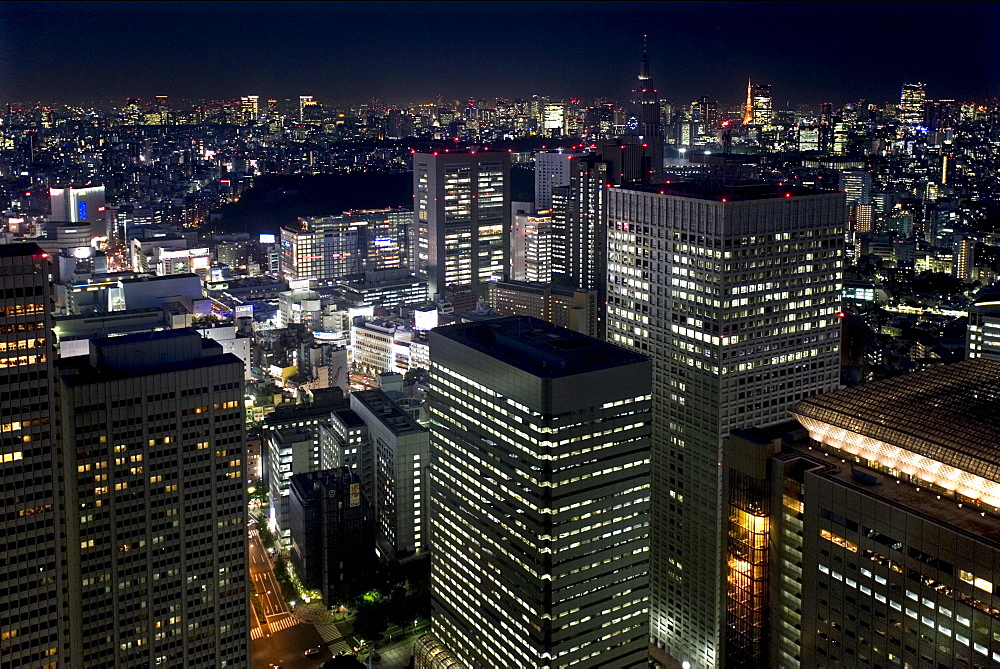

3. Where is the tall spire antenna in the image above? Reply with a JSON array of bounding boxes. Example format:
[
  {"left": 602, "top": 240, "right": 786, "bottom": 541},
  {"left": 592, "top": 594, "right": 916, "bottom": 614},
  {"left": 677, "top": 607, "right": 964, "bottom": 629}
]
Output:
[
  {"left": 742, "top": 77, "right": 754, "bottom": 125},
  {"left": 639, "top": 35, "right": 650, "bottom": 81}
]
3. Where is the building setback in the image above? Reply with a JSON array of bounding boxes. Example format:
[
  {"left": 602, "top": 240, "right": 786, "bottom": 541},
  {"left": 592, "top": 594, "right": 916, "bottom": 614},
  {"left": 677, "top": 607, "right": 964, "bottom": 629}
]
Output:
[
  {"left": 605, "top": 182, "right": 844, "bottom": 667},
  {"left": 425, "top": 316, "right": 652, "bottom": 668}
]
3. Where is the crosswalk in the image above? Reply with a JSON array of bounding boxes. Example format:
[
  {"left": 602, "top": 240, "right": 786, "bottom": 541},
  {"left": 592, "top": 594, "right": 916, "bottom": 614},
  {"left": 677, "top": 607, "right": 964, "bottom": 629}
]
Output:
[
  {"left": 267, "top": 615, "right": 298, "bottom": 633},
  {"left": 250, "top": 626, "right": 264, "bottom": 640},
  {"left": 315, "top": 621, "right": 343, "bottom": 644},
  {"left": 328, "top": 640, "right": 352, "bottom": 655}
]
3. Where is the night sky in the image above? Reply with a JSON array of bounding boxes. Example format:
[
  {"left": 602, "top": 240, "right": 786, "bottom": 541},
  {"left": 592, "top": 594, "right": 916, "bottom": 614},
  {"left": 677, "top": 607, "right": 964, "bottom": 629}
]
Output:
[{"left": 1, "top": 1, "right": 997, "bottom": 108}]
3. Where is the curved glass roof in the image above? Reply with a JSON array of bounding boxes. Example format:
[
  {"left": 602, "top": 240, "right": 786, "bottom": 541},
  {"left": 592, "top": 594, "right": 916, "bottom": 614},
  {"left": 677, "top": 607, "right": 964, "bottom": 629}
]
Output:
[{"left": 791, "top": 360, "right": 1000, "bottom": 482}]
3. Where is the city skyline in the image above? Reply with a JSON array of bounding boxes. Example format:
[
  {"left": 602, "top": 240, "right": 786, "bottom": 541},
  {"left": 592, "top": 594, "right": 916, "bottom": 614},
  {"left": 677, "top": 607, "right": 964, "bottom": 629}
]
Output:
[{"left": 2, "top": 1, "right": 998, "bottom": 107}]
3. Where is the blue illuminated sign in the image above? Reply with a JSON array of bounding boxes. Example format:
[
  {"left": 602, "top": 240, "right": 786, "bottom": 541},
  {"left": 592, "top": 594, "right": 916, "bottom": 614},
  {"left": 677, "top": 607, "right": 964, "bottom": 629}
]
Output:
[
  {"left": 374, "top": 236, "right": 393, "bottom": 248},
  {"left": 78, "top": 200, "right": 87, "bottom": 221}
]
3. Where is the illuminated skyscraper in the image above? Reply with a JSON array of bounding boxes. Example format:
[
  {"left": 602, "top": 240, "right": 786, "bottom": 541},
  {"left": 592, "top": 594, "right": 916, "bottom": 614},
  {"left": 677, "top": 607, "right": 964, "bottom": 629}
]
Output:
[
  {"left": 606, "top": 182, "right": 844, "bottom": 668},
  {"left": 967, "top": 288, "right": 1000, "bottom": 361},
  {"left": 743, "top": 81, "right": 773, "bottom": 126},
  {"left": 550, "top": 154, "right": 609, "bottom": 293},
  {"left": 413, "top": 150, "right": 510, "bottom": 301},
  {"left": 427, "top": 316, "right": 652, "bottom": 668},
  {"left": 239, "top": 95, "right": 259, "bottom": 124},
  {"left": 0, "top": 243, "right": 64, "bottom": 668},
  {"left": 899, "top": 82, "right": 927, "bottom": 126},
  {"left": 510, "top": 205, "right": 553, "bottom": 283}
]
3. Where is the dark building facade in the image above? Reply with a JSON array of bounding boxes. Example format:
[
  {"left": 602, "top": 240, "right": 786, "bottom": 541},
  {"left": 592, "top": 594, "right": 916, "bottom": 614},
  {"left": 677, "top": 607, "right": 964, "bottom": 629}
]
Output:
[{"left": 289, "top": 467, "right": 375, "bottom": 604}]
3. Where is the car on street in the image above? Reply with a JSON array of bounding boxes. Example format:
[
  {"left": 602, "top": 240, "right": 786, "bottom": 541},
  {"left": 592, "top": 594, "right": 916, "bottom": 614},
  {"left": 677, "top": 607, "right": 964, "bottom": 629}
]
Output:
[{"left": 304, "top": 647, "right": 324, "bottom": 657}]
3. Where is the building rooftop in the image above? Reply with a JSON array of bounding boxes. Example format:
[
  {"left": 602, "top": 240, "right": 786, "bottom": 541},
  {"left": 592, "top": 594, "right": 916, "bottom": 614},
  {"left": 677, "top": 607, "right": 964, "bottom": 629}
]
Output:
[
  {"left": 624, "top": 180, "right": 837, "bottom": 202},
  {"left": 120, "top": 272, "right": 200, "bottom": 284},
  {"left": 0, "top": 242, "right": 45, "bottom": 257},
  {"left": 352, "top": 389, "right": 425, "bottom": 436},
  {"left": 333, "top": 408, "right": 365, "bottom": 429},
  {"left": 783, "top": 444, "right": 1000, "bottom": 547},
  {"left": 432, "top": 316, "right": 647, "bottom": 378},
  {"left": 792, "top": 359, "right": 1000, "bottom": 484}
]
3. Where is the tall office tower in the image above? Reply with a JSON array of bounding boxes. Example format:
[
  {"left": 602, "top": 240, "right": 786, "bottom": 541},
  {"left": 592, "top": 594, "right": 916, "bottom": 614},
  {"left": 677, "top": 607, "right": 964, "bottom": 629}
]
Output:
[
  {"left": 279, "top": 208, "right": 412, "bottom": 286},
  {"left": 413, "top": 150, "right": 510, "bottom": 301},
  {"left": 694, "top": 96, "right": 719, "bottom": 127},
  {"left": 798, "top": 125, "right": 821, "bottom": 152},
  {"left": 606, "top": 182, "right": 844, "bottom": 668},
  {"left": 633, "top": 35, "right": 662, "bottom": 138},
  {"left": 350, "top": 389, "right": 429, "bottom": 560},
  {"left": 427, "top": 317, "right": 653, "bottom": 668},
  {"left": 0, "top": 244, "right": 64, "bottom": 669},
  {"left": 542, "top": 102, "right": 566, "bottom": 136},
  {"left": 535, "top": 149, "right": 582, "bottom": 210},
  {"left": 967, "top": 288, "right": 1000, "bottom": 361},
  {"left": 239, "top": 95, "right": 259, "bottom": 124},
  {"left": 550, "top": 154, "right": 608, "bottom": 293},
  {"left": 510, "top": 205, "right": 553, "bottom": 283},
  {"left": 899, "top": 82, "right": 927, "bottom": 125},
  {"left": 267, "top": 427, "right": 319, "bottom": 544},
  {"left": 722, "top": 360, "right": 1000, "bottom": 667},
  {"left": 58, "top": 329, "right": 248, "bottom": 668},
  {"left": 838, "top": 170, "right": 872, "bottom": 206},
  {"left": 262, "top": 394, "right": 346, "bottom": 541},
  {"left": 742, "top": 81, "right": 773, "bottom": 127},
  {"left": 954, "top": 235, "right": 976, "bottom": 281},
  {"left": 627, "top": 35, "right": 664, "bottom": 182}
]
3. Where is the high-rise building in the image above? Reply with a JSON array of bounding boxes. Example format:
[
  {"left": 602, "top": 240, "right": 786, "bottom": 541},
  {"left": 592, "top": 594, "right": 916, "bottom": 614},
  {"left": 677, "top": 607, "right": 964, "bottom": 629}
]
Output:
[
  {"left": 488, "top": 279, "right": 600, "bottom": 338},
  {"left": 838, "top": 170, "right": 872, "bottom": 206},
  {"left": 510, "top": 203, "right": 553, "bottom": 283},
  {"left": 743, "top": 81, "right": 773, "bottom": 126},
  {"left": 723, "top": 360, "right": 1000, "bottom": 667},
  {"left": 299, "top": 95, "right": 317, "bottom": 123},
  {"left": 550, "top": 154, "right": 608, "bottom": 296},
  {"left": 0, "top": 243, "right": 64, "bottom": 668},
  {"left": 627, "top": 36, "right": 664, "bottom": 182},
  {"left": 633, "top": 35, "right": 662, "bottom": 139},
  {"left": 899, "top": 82, "right": 927, "bottom": 126},
  {"left": 542, "top": 102, "right": 566, "bottom": 136},
  {"left": 58, "top": 328, "right": 248, "bottom": 668},
  {"left": 954, "top": 235, "right": 976, "bottom": 281},
  {"left": 606, "top": 182, "right": 844, "bottom": 667},
  {"left": 239, "top": 95, "right": 259, "bottom": 124},
  {"left": 426, "top": 316, "right": 653, "bottom": 668},
  {"left": 267, "top": 427, "right": 320, "bottom": 543},
  {"left": 413, "top": 150, "right": 510, "bottom": 300},
  {"left": 535, "top": 149, "right": 582, "bottom": 210},
  {"left": 350, "top": 389, "right": 429, "bottom": 560}
]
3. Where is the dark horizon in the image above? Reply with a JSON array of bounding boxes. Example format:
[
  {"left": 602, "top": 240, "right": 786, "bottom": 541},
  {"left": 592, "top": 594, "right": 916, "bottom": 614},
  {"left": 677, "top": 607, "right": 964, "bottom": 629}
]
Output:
[{"left": 1, "top": 1, "right": 998, "bottom": 109}]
